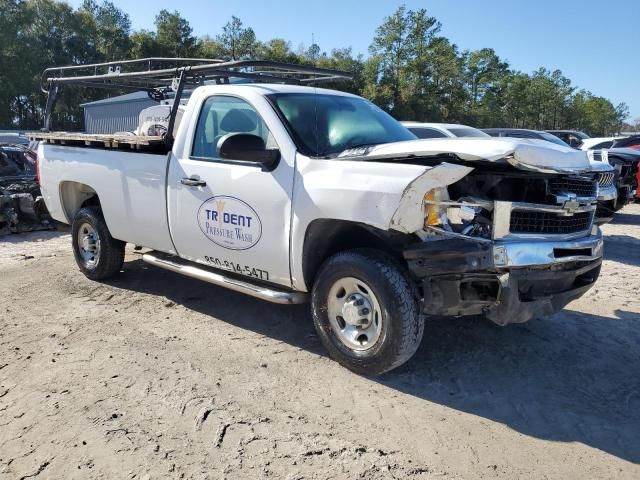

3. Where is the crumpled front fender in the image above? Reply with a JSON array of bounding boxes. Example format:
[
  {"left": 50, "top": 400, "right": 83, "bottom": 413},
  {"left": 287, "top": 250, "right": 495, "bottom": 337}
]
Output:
[{"left": 389, "top": 162, "right": 473, "bottom": 234}]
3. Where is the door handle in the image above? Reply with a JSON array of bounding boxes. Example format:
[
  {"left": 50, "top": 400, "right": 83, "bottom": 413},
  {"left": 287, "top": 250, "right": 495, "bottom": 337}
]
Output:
[{"left": 181, "top": 177, "right": 207, "bottom": 187}]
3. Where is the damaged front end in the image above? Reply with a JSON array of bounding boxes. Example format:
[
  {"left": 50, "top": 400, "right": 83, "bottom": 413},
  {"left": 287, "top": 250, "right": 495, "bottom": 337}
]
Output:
[
  {"left": 0, "top": 145, "right": 52, "bottom": 236},
  {"left": 393, "top": 160, "right": 603, "bottom": 326}
]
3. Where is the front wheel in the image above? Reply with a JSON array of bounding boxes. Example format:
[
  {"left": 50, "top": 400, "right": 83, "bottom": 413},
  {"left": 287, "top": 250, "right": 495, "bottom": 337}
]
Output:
[
  {"left": 311, "top": 250, "right": 423, "bottom": 375},
  {"left": 72, "top": 207, "right": 125, "bottom": 280}
]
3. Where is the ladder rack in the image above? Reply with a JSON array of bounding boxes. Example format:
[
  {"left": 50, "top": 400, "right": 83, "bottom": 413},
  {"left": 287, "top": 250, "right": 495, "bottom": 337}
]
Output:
[{"left": 40, "top": 57, "right": 353, "bottom": 145}]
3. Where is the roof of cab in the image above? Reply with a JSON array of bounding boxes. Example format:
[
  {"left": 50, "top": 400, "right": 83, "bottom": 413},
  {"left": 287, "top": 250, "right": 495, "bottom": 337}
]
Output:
[{"left": 194, "top": 83, "right": 360, "bottom": 97}]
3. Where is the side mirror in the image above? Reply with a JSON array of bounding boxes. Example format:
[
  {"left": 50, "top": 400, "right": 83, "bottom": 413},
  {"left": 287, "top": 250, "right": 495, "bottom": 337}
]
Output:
[{"left": 217, "top": 133, "right": 280, "bottom": 168}]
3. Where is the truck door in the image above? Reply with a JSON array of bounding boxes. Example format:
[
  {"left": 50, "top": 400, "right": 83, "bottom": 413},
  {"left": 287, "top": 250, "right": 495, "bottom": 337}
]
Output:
[{"left": 167, "top": 93, "right": 295, "bottom": 288}]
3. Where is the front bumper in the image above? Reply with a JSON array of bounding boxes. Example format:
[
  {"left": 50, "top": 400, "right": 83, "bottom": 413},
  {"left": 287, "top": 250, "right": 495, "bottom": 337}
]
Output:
[
  {"left": 595, "top": 184, "right": 618, "bottom": 224},
  {"left": 403, "top": 232, "right": 603, "bottom": 325},
  {"left": 597, "top": 183, "right": 617, "bottom": 202}
]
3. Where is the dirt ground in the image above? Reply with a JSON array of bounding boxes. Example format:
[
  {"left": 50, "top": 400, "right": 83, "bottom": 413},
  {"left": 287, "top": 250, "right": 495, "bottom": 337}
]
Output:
[{"left": 1, "top": 205, "right": 639, "bottom": 480}]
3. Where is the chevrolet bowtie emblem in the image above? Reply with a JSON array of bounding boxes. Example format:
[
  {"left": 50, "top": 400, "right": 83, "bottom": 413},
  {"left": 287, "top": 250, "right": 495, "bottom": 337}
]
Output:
[{"left": 563, "top": 198, "right": 580, "bottom": 213}]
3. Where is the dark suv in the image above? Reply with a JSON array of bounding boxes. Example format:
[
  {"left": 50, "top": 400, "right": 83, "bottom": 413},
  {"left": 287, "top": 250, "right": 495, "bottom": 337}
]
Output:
[{"left": 546, "top": 130, "right": 591, "bottom": 148}]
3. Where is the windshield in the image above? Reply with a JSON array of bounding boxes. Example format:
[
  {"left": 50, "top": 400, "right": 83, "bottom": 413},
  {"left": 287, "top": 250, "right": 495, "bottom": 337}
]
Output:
[
  {"left": 448, "top": 127, "right": 490, "bottom": 138},
  {"left": 268, "top": 93, "right": 416, "bottom": 156},
  {"left": 539, "top": 132, "right": 571, "bottom": 147}
]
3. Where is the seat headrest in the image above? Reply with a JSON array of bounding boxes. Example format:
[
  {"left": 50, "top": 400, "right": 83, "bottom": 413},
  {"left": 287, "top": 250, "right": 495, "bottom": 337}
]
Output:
[{"left": 220, "top": 108, "right": 258, "bottom": 133}]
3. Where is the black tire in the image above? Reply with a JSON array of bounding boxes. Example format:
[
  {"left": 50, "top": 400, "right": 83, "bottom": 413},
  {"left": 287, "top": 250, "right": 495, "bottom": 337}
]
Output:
[
  {"left": 311, "top": 249, "right": 423, "bottom": 375},
  {"left": 72, "top": 207, "right": 125, "bottom": 280},
  {"left": 612, "top": 195, "right": 627, "bottom": 211}
]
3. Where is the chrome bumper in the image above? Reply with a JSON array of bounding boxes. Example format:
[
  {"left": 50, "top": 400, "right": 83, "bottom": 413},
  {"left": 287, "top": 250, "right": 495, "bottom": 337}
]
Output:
[
  {"left": 492, "top": 228, "right": 603, "bottom": 268},
  {"left": 404, "top": 232, "right": 603, "bottom": 325},
  {"left": 597, "top": 184, "right": 617, "bottom": 202}
]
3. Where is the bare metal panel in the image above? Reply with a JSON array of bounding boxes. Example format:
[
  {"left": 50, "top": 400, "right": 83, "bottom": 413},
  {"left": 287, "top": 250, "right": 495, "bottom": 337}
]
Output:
[{"left": 83, "top": 98, "right": 156, "bottom": 134}]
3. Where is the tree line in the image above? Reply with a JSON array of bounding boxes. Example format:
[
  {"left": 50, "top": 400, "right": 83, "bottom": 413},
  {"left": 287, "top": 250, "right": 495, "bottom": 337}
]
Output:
[{"left": 0, "top": 0, "right": 631, "bottom": 135}]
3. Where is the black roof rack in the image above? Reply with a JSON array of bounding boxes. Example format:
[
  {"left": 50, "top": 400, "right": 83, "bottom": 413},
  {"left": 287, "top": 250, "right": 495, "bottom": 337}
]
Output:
[{"left": 40, "top": 57, "right": 353, "bottom": 143}]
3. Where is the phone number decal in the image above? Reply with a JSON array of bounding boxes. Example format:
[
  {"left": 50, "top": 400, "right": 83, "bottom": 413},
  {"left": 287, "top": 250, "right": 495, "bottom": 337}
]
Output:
[{"left": 203, "top": 256, "right": 269, "bottom": 281}]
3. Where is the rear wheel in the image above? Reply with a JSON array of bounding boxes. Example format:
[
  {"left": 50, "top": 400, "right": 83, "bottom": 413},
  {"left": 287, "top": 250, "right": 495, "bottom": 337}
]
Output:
[
  {"left": 311, "top": 249, "right": 423, "bottom": 375},
  {"left": 72, "top": 207, "right": 125, "bottom": 280}
]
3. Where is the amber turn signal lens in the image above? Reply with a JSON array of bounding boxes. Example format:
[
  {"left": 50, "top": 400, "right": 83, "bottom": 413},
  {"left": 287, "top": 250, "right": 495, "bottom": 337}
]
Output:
[{"left": 424, "top": 189, "right": 441, "bottom": 226}]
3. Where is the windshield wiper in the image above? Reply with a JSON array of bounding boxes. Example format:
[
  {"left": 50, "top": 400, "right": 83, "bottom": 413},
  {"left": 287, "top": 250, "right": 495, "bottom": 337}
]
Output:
[
  {"left": 315, "top": 143, "right": 381, "bottom": 159},
  {"left": 336, "top": 143, "right": 380, "bottom": 157}
]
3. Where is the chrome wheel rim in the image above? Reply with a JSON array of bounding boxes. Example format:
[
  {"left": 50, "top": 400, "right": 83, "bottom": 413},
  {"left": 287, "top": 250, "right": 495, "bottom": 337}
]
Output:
[
  {"left": 77, "top": 222, "right": 100, "bottom": 268},
  {"left": 327, "top": 277, "right": 383, "bottom": 351}
]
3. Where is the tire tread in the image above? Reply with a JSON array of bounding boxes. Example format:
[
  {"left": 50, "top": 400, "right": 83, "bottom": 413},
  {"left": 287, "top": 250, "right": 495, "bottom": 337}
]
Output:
[
  {"left": 72, "top": 207, "right": 125, "bottom": 280},
  {"left": 312, "top": 249, "right": 423, "bottom": 375}
]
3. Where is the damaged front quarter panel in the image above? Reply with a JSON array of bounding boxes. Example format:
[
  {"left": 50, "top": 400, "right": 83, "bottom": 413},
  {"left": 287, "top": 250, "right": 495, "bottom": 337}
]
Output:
[{"left": 389, "top": 162, "right": 473, "bottom": 234}]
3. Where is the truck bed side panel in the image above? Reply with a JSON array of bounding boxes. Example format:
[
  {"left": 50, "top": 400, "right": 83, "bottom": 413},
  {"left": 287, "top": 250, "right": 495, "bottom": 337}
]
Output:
[{"left": 39, "top": 144, "right": 175, "bottom": 253}]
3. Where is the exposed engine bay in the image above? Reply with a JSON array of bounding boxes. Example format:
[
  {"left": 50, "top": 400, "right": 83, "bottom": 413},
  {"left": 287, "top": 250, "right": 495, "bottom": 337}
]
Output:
[{"left": 421, "top": 167, "right": 598, "bottom": 241}]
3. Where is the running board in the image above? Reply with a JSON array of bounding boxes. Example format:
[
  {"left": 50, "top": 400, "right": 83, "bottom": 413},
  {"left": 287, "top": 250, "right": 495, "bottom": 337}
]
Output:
[{"left": 142, "top": 252, "right": 308, "bottom": 305}]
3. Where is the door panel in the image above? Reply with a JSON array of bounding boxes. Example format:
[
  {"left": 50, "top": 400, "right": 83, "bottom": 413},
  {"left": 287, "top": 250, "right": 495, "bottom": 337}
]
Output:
[{"left": 167, "top": 95, "right": 294, "bottom": 287}]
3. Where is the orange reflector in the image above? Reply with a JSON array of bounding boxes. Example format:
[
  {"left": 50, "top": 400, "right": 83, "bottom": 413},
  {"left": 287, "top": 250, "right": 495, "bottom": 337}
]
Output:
[{"left": 424, "top": 189, "right": 441, "bottom": 226}]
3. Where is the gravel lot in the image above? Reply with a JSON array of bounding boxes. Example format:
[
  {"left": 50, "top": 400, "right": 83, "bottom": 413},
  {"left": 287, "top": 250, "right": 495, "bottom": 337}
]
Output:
[{"left": 1, "top": 204, "right": 639, "bottom": 479}]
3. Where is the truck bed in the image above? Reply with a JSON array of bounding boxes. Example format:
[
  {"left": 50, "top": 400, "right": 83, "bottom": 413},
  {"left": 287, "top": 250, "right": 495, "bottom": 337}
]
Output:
[{"left": 28, "top": 132, "right": 166, "bottom": 151}]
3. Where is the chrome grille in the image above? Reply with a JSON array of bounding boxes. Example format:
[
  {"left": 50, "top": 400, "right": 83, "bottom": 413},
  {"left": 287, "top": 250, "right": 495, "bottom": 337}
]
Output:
[
  {"left": 548, "top": 176, "right": 597, "bottom": 198},
  {"left": 510, "top": 211, "right": 594, "bottom": 235},
  {"left": 597, "top": 172, "right": 615, "bottom": 187}
]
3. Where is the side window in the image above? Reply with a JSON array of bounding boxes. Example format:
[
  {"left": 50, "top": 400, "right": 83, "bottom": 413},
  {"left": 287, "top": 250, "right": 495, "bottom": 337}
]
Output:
[
  {"left": 568, "top": 134, "right": 580, "bottom": 146},
  {"left": 592, "top": 141, "right": 613, "bottom": 150},
  {"left": 409, "top": 127, "right": 448, "bottom": 139},
  {"left": 506, "top": 132, "right": 531, "bottom": 139},
  {"left": 192, "top": 96, "right": 275, "bottom": 160}
]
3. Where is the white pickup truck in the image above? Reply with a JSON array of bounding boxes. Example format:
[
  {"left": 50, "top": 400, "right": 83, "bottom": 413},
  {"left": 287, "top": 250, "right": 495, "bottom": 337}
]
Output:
[{"left": 34, "top": 60, "right": 604, "bottom": 374}]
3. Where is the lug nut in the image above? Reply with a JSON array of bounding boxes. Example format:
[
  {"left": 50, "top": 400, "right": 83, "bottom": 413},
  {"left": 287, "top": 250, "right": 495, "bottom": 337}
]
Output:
[
  {"left": 356, "top": 299, "right": 364, "bottom": 306},
  {"left": 361, "top": 308, "right": 370, "bottom": 315}
]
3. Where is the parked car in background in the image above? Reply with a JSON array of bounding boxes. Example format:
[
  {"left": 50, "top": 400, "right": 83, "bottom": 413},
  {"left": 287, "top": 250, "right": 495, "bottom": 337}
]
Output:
[
  {"left": 604, "top": 148, "right": 640, "bottom": 209},
  {"left": 611, "top": 135, "right": 640, "bottom": 150},
  {"left": 482, "top": 128, "right": 573, "bottom": 147},
  {"left": 578, "top": 135, "right": 640, "bottom": 151},
  {"left": 401, "top": 122, "right": 490, "bottom": 139},
  {"left": 546, "top": 130, "right": 590, "bottom": 148},
  {"left": 483, "top": 128, "right": 618, "bottom": 221},
  {"left": 0, "top": 142, "right": 51, "bottom": 235},
  {"left": 579, "top": 137, "right": 623, "bottom": 151},
  {"left": 0, "top": 133, "right": 30, "bottom": 145},
  {"left": 0, "top": 143, "right": 36, "bottom": 176}
]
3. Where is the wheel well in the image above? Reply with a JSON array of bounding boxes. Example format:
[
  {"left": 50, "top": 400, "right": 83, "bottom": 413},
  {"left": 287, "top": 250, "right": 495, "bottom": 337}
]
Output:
[
  {"left": 302, "top": 219, "right": 416, "bottom": 289},
  {"left": 59, "top": 181, "right": 100, "bottom": 223}
]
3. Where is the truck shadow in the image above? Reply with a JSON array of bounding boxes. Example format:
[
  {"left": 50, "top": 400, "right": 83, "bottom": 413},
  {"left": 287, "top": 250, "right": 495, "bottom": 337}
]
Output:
[
  {"left": 108, "top": 257, "right": 640, "bottom": 465},
  {"left": 0, "top": 228, "right": 66, "bottom": 243},
  {"left": 108, "top": 257, "right": 323, "bottom": 355},
  {"left": 603, "top": 234, "right": 640, "bottom": 266},
  {"left": 610, "top": 210, "right": 640, "bottom": 226}
]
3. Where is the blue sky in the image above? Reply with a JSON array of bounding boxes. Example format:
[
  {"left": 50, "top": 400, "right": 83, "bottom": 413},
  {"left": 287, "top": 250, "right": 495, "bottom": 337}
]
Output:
[{"left": 66, "top": 0, "right": 640, "bottom": 119}]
